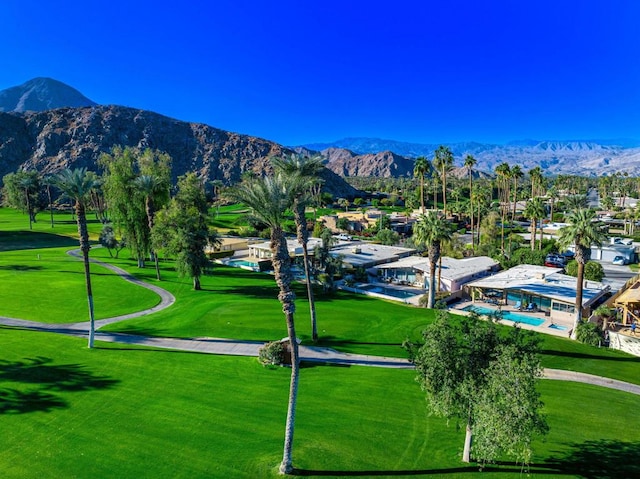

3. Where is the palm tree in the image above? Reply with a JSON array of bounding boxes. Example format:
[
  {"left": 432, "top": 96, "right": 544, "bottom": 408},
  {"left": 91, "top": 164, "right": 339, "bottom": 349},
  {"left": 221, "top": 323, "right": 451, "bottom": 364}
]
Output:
[
  {"left": 272, "top": 154, "right": 324, "bottom": 343},
  {"left": 227, "top": 174, "right": 300, "bottom": 474},
  {"left": 529, "top": 166, "right": 543, "bottom": 198},
  {"left": 557, "top": 209, "right": 607, "bottom": 339},
  {"left": 413, "top": 212, "right": 453, "bottom": 308},
  {"left": 494, "top": 162, "right": 511, "bottom": 254},
  {"left": 134, "top": 174, "right": 167, "bottom": 280},
  {"left": 18, "top": 174, "right": 38, "bottom": 230},
  {"left": 55, "top": 168, "right": 98, "bottom": 348},
  {"left": 42, "top": 175, "right": 56, "bottom": 228},
  {"left": 433, "top": 146, "right": 454, "bottom": 217},
  {"left": 510, "top": 164, "right": 523, "bottom": 222},
  {"left": 463, "top": 154, "right": 477, "bottom": 249},
  {"left": 413, "top": 156, "right": 431, "bottom": 213},
  {"left": 524, "top": 197, "right": 545, "bottom": 250}
]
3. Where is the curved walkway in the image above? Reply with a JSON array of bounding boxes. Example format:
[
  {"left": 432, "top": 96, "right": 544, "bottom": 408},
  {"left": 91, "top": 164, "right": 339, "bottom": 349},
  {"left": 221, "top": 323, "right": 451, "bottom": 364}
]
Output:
[{"left": 0, "top": 250, "right": 639, "bottom": 395}]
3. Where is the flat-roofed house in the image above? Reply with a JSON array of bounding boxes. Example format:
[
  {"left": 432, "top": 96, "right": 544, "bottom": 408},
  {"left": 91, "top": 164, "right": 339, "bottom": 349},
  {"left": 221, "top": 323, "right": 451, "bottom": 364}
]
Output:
[
  {"left": 465, "top": 264, "right": 610, "bottom": 323},
  {"left": 374, "top": 256, "right": 499, "bottom": 292}
]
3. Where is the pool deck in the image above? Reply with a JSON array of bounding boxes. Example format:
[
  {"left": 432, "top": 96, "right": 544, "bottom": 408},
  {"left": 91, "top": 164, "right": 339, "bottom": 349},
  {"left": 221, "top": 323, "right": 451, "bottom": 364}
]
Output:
[{"left": 451, "top": 299, "right": 573, "bottom": 338}]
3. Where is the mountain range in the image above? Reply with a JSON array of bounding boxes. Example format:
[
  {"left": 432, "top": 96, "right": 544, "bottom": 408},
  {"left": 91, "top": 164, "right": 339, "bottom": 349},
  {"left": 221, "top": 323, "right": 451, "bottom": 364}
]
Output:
[
  {"left": 302, "top": 138, "right": 640, "bottom": 177},
  {"left": 1, "top": 77, "right": 640, "bottom": 186},
  {"left": 0, "top": 79, "right": 357, "bottom": 197}
]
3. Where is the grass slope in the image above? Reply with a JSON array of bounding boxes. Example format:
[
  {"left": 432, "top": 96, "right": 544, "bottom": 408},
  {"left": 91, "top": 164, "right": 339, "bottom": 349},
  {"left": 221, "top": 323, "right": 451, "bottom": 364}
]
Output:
[{"left": 1, "top": 328, "right": 639, "bottom": 479}]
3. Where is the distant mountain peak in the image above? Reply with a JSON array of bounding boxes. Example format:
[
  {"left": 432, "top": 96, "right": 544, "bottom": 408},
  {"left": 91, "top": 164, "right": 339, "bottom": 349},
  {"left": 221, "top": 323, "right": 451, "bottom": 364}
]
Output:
[{"left": 0, "top": 77, "right": 97, "bottom": 113}]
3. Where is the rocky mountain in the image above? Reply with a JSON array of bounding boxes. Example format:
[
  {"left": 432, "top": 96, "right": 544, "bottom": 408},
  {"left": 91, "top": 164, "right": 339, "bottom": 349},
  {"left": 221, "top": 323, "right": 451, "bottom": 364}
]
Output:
[
  {"left": 0, "top": 105, "right": 359, "bottom": 198},
  {"left": 0, "top": 77, "right": 97, "bottom": 113},
  {"left": 302, "top": 137, "right": 640, "bottom": 177}
]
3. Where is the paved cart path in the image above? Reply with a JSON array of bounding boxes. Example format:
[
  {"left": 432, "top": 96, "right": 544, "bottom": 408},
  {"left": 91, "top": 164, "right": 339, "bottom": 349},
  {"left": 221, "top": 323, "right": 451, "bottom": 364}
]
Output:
[{"left": 1, "top": 250, "right": 639, "bottom": 394}]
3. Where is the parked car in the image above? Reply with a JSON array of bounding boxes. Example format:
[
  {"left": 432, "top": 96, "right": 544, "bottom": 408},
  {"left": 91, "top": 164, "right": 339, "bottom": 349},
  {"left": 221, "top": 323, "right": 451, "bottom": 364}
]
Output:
[
  {"left": 335, "top": 233, "right": 352, "bottom": 241},
  {"left": 612, "top": 255, "right": 629, "bottom": 265},
  {"left": 545, "top": 254, "right": 567, "bottom": 268}
]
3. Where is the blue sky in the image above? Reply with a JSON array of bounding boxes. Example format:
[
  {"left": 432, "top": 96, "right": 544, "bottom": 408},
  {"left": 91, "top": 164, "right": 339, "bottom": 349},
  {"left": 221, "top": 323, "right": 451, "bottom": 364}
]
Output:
[{"left": 1, "top": 0, "right": 639, "bottom": 146}]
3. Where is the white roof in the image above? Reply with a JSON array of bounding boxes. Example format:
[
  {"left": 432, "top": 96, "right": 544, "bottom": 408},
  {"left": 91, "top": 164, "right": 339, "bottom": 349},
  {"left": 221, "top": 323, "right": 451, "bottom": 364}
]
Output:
[
  {"left": 376, "top": 255, "right": 499, "bottom": 282},
  {"left": 250, "top": 237, "right": 323, "bottom": 256},
  {"left": 330, "top": 242, "right": 416, "bottom": 267},
  {"left": 466, "top": 264, "right": 610, "bottom": 306}
]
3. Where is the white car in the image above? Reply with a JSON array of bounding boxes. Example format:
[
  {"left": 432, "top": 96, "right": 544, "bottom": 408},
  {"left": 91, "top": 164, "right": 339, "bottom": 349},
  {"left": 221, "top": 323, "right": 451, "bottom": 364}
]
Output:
[
  {"left": 335, "top": 234, "right": 352, "bottom": 241},
  {"left": 612, "top": 256, "right": 628, "bottom": 266}
]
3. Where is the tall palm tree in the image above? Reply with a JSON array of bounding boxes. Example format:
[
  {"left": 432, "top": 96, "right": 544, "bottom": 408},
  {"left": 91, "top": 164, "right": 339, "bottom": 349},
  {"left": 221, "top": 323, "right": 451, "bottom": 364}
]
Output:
[
  {"left": 529, "top": 166, "right": 543, "bottom": 198},
  {"left": 413, "top": 156, "right": 431, "bottom": 213},
  {"left": 524, "top": 197, "right": 545, "bottom": 250},
  {"left": 134, "top": 174, "right": 167, "bottom": 280},
  {"left": 55, "top": 168, "right": 98, "bottom": 348},
  {"left": 510, "top": 165, "right": 523, "bottom": 222},
  {"left": 463, "top": 154, "right": 477, "bottom": 249},
  {"left": 272, "top": 154, "right": 324, "bottom": 343},
  {"left": 413, "top": 211, "right": 453, "bottom": 308},
  {"left": 494, "top": 162, "right": 511, "bottom": 254},
  {"left": 227, "top": 174, "right": 300, "bottom": 474},
  {"left": 557, "top": 209, "right": 607, "bottom": 339},
  {"left": 433, "top": 146, "right": 454, "bottom": 217}
]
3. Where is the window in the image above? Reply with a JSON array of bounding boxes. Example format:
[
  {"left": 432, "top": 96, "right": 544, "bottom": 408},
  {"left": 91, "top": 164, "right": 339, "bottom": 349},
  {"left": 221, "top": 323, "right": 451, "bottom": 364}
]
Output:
[{"left": 552, "top": 302, "right": 575, "bottom": 314}]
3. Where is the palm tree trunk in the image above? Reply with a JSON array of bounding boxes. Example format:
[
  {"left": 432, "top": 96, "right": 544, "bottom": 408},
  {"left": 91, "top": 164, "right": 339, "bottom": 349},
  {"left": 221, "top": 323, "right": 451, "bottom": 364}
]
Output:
[
  {"left": 572, "top": 260, "right": 585, "bottom": 340},
  {"left": 76, "top": 202, "right": 95, "bottom": 348},
  {"left": 25, "top": 188, "right": 33, "bottom": 230},
  {"left": 47, "top": 186, "right": 54, "bottom": 228},
  {"left": 437, "top": 255, "right": 443, "bottom": 293},
  {"left": 420, "top": 176, "right": 425, "bottom": 212},
  {"left": 146, "top": 198, "right": 161, "bottom": 281},
  {"left": 442, "top": 170, "right": 447, "bottom": 217},
  {"left": 302, "top": 244, "right": 317, "bottom": 342},
  {"left": 469, "top": 177, "right": 474, "bottom": 251},
  {"left": 270, "top": 227, "right": 300, "bottom": 475},
  {"left": 428, "top": 260, "right": 437, "bottom": 309},
  {"left": 539, "top": 219, "right": 543, "bottom": 250},
  {"left": 193, "top": 276, "right": 201, "bottom": 290},
  {"left": 530, "top": 219, "right": 536, "bottom": 250}
]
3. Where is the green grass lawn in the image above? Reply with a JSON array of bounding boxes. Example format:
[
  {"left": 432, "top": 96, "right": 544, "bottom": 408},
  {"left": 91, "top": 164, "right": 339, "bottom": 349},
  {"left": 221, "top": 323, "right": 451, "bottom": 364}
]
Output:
[{"left": 1, "top": 327, "right": 638, "bottom": 479}]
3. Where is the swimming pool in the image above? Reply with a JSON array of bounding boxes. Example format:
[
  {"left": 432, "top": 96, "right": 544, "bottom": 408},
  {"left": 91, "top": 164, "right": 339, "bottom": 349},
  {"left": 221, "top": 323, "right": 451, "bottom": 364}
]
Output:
[
  {"left": 227, "top": 259, "right": 258, "bottom": 269},
  {"left": 359, "top": 284, "right": 421, "bottom": 299},
  {"left": 462, "top": 305, "right": 545, "bottom": 327}
]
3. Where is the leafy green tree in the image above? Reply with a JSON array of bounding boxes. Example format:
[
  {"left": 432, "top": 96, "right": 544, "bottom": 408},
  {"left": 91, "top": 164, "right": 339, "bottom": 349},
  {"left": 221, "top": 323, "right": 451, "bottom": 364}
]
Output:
[
  {"left": 100, "top": 147, "right": 171, "bottom": 269},
  {"left": 375, "top": 228, "right": 399, "bottom": 245},
  {"left": 557, "top": 209, "right": 608, "bottom": 338},
  {"left": 405, "top": 311, "right": 547, "bottom": 465},
  {"left": 134, "top": 171, "right": 171, "bottom": 280},
  {"left": 2, "top": 170, "right": 46, "bottom": 229},
  {"left": 565, "top": 259, "right": 605, "bottom": 282},
  {"left": 272, "top": 154, "right": 324, "bottom": 342},
  {"left": 152, "top": 173, "right": 219, "bottom": 290},
  {"left": 54, "top": 168, "right": 98, "bottom": 348},
  {"left": 99, "top": 224, "right": 126, "bottom": 258},
  {"left": 413, "top": 212, "right": 453, "bottom": 308},
  {"left": 226, "top": 173, "right": 300, "bottom": 474},
  {"left": 336, "top": 217, "right": 350, "bottom": 232}
]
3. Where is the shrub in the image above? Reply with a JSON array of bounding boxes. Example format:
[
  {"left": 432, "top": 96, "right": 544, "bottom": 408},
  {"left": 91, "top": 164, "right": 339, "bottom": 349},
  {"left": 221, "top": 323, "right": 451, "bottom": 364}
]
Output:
[
  {"left": 575, "top": 321, "right": 604, "bottom": 347},
  {"left": 565, "top": 260, "right": 605, "bottom": 282},
  {"left": 258, "top": 341, "right": 285, "bottom": 367}
]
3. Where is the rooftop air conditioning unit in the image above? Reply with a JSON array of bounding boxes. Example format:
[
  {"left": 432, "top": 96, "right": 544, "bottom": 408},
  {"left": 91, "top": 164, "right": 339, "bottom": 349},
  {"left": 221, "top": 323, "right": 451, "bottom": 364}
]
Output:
[
  {"left": 352, "top": 247, "right": 361, "bottom": 254},
  {"left": 535, "top": 273, "right": 545, "bottom": 280}
]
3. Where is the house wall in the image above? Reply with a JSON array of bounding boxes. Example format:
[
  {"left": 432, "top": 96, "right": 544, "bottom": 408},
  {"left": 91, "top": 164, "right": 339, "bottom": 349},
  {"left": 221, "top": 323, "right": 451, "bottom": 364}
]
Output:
[{"left": 608, "top": 331, "right": 640, "bottom": 357}]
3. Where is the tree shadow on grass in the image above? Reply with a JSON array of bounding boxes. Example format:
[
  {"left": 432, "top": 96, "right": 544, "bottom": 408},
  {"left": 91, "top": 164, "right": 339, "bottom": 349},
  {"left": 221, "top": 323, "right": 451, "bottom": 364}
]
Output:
[
  {"left": 0, "top": 231, "right": 78, "bottom": 251},
  {"left": 539, "top": 348, "right": 640, "bottom": 363},
  {"left": 548, "top": 439, "right": 640, "bottom": 478},
  {"left": 295, "top": 441, "right": 640, "bottom": 478},
  {"left": 0, "top": 264, "right": 44, "bottom": 271},
  {"left": 0, "top": 357, "right": 119, "bottom": 414}
]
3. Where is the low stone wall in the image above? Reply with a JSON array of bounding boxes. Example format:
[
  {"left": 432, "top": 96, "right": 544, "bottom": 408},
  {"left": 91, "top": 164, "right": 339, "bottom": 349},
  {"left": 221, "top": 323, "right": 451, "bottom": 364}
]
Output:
[{"left": 608, "top": 331, "right": 640, "bottom": 357}]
